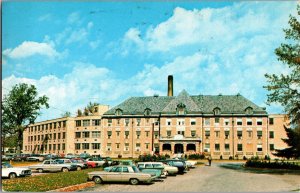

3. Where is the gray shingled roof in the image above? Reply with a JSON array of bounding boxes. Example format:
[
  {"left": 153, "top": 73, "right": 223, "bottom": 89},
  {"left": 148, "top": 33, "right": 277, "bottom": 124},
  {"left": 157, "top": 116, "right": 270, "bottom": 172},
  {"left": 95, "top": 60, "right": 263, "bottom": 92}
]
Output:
[{"left": 104, "top": 90, "right": 267, "bottom": 115}]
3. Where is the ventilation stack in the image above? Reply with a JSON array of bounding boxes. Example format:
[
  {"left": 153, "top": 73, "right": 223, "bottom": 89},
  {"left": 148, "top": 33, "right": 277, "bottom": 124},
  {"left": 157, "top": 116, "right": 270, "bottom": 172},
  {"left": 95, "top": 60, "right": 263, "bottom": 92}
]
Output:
[{"left": 168, "top": 75, "right": 173, "bottom": 97}]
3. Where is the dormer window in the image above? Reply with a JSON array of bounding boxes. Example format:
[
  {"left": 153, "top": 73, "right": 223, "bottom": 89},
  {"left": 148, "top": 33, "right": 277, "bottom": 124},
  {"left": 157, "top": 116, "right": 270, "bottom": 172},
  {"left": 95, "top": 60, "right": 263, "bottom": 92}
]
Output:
[
  {"left": 177, "top": 103, "right": 186, "bottom": 115},
  {"left": 245, "top": 107, "right": 253, "bottom": 115},
  {"left": 213, "top": 107, "right": 221, "bottom": 116},
  {"left": 144, "top": 108, "right": 151, "bottom": 116},
  {"left": 115, "top": 109, "right": 123, "bottom": 116}
]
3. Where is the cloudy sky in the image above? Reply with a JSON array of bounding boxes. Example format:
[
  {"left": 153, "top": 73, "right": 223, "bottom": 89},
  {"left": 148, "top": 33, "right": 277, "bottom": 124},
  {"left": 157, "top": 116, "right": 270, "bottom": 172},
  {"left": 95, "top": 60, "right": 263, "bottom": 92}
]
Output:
[{"left": 2, "top": 1, "right": 297, "bottom": 121}]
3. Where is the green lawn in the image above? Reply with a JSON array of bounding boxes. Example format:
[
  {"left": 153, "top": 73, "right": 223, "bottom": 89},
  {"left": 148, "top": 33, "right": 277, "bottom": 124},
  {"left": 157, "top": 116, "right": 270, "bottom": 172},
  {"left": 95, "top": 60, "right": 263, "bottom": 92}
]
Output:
[{"left": 2, "top": 167, "right": 103, "bottom": 192}]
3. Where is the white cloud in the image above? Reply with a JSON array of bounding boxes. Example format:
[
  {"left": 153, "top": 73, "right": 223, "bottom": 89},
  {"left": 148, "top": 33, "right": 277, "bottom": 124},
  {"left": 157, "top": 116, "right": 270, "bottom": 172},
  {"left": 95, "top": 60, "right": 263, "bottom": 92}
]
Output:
[
  {"left": 38, "top": 14, "right": 52, "bottom": 22},
  {"left": 3, "top": 41, "right": 60, "bottom": 59},
  {"left": 65, "top": 28, "right": 88, "bottom": 45},
  {"left": 67, "top": 12, "right": 80, "bottom": 24}
]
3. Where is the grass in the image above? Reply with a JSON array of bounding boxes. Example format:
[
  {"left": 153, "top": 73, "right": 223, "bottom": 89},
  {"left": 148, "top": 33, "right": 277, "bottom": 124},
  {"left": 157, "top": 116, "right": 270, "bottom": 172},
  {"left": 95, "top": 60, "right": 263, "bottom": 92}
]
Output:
[{"left": 2, "top": 167, "right": 103, "bottom": 192}]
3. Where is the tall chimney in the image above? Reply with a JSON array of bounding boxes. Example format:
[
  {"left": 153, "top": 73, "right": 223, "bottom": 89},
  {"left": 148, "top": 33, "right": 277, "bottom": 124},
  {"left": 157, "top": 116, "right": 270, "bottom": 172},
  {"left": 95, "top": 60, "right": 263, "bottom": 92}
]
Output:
[{"left": 168, "top": 75, "right": 173, "bottom": 97}]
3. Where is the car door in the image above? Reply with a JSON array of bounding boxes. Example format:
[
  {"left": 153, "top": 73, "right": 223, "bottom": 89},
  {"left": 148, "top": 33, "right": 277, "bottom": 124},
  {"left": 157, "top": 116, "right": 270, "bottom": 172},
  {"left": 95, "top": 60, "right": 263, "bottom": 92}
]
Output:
[
  {"left": 121, "top": 166, "right": 131, "bottom": 182},
  {"left": 108, "top": 166, "right": 122, "bottom": 182}
]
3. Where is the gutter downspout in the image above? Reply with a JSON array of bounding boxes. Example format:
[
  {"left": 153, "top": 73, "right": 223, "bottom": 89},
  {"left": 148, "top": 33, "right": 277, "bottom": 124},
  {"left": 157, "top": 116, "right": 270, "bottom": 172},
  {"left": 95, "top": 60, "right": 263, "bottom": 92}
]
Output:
[{"left": 232, "top": 113, "right": 235, "bottom": 159}]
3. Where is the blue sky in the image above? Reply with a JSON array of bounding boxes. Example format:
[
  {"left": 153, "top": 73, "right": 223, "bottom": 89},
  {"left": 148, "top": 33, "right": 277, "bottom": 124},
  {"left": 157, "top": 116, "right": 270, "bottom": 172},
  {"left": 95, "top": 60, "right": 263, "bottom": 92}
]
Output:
[{"left": 2, "top": 1, "right": 297, "bottom": 121}]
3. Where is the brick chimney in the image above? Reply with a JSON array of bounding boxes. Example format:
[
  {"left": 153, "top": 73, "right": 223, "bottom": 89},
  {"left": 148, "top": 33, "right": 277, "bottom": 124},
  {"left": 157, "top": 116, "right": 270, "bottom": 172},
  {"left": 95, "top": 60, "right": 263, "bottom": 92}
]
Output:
[{"left": 168, "top": 75, "right": 173, "bottom": 97}]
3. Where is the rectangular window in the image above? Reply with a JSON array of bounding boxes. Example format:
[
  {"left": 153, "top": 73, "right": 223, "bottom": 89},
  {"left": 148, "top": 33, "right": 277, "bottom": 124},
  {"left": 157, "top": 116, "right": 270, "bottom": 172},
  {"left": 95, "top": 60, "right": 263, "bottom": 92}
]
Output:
[
  {"left": 225, "top": 130, "right": 230, "bottom": 139},
  {"left": 215, "top": 131, "right": 220, "bottom": 138},
  {"left": 58, "top": 144, "right": 60, "bottom": 150},
  {"left": 247, "top": 118, "right": 252, "bottom": 126},
  {"left": 49, "top": 144, "right": 52, "bottom": 150},
  {"left": 76, "top": 120, "right": 81, "bottom": 127},
  {"left": 125, "top": 131, "right": 129, "bottom": 139},
  {"left": 92, "top": 119, "right": 101, "bottom": 126},
  {"left": 53, "top": 144, "right": 56, "bottom": 150},
  {"left": 190, "top": 119, "right": 196, "bottom": 125},
  {"left": 82, "top": 143, "right": 90, "bottom": 150},
  {"left": 107, "top": 119, "right": 112, "bottom": 126},
  {"left": 41, "top": 135, "right": 44, "bottom": 141},
  {"left": 215, "top": 117, "right": 220, "bottom": 125},
  {"left": 125, "top": 119, "right": 129, "bottom": 126},
  {"left": 125, "top": 143, "right": 129, "bottom": 151},
  {"left": 215, "top": 144, "right": 220, "bottom": 151},
  {"left": 62, "top": 144, "right": 65, "bottom": 150},
  {"left": 270, "top": 144, "right": 274, "bottom": 151},
  {"left": 247, "top": 131, "right": 252, "bottom": 138},
  {"left": 225, "top": 144, "right": 230, "bottom": 151},
  {"left": 83, "top": 120, "right": 90, "bottom": 127},
  {"left": 117, "top": 119, "right": 120, "bottom": 125},
  {"left": 34, "top": 136, "right": 36, "bottom": 141},
  {"left": 38, "top": 135, "right": 40, "bottom": 141},
  {"left": 177, "top": 119, "right": 185, "bottom": 125},
  {"left": 154, "top": 131, "right": 159, "bottom": 139},
  {"left": 237, "top": 144, "right": 243, "bottom": 151},
  {"left": 257, "top": 118, "right": 263, "bottom": 125},
  {"left": 107, "top": 131, "right": 112, "bottom": 139},
  {"left": 224, "top": 119, "right": 230, "bottom": 126},
  {"left": 145, "top": 131, "right": 149, "bottom": 137},
  {"left": 116, "top": 131, "right": 120, "bottom": 137},
  {"left": 136, "top": 118, "right": 141, "bottom": 126},
  {"left": 53, "top": 133, "right": 56, "bottom": 140},
  {"left": 269, "top": 131, "right": 274, "bottom": 139},
  {"left": 62, "top": 132, "right": 66, "bottom": 139},
  {"left": 205, "top": 130, "right": 210, "bottom": 137},
  {"left": 58, "top": 122, "right": 61, "bottom": 128},
  {"left": 237, "top": 130, "right": 243, "bottom": 138},
  {"left": 237, "top": 118, "right": 242, "bottom": 125},
  {"left": 83, "top": 131, "right": 90, "bottom": 138},
  {"left": 191, "top": 130, "right": 196, "bottom": 137},
  {"left": 136, "top": 131, "right": 141, "bottom": 139},
  {"left": 92, "top": 143, "right": 100, "bottom": 149},
  {"left": 257, "top": 131, "right": 263, "bottom": 139},
  {"left": 269, "top": 118, "right": 274, "bottom": 125},
  {"left": 92, "top": 131, "right": 101, "bottom": 138},
  {"left": 136, "top": 143, "right": 140, "bottom": 151},
  {"left": 116, "top": 143, "right": 120, "bottom": 149},
  {"left": 145, "top": 143, "right": 149, "bottom": 149},
  {"left": 58, "top": 133, "right": 61, "bottom": 139},
  {"left": 63, "top": 121, "right": 66, "bottom": 128},
  {"left": 75, "top": 143, "right": 81, "bottom": 150},
  {"left": 204, "top": 144, "right": 210, "bottom": 152},
  {"left": 50, "top": 123, "right": 52, "bottom": 129},
  {"left": 166, "top": 119, "right": 171, "bottom": 126},
  {"left": 205, "top": 118, "right": 210, "bottom": 126},
  {"left": 257, "top": 144, "right": 262, "bottom": 152},
  {"left": 167, "top": 130, "right": 171, "bottom": 137},
  {"left": 75, "top": 132, "right": 81, "bottom": 138}
]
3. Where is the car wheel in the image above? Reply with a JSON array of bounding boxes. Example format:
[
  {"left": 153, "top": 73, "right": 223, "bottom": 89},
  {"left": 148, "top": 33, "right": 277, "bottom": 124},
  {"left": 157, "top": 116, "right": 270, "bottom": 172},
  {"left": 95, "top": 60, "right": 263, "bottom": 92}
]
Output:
[
  {"left": 38, "top": 168, "right": 43, "bottom": 173},
  {"left": 9, "top": 173, "right": 17, "bottom": 179},
  {"left": 62, "top": 167, "right": 69, "bottom": 172},
  {"left": 129, "top": 178, "right": 139, "bottom": 185},
  {"left": 93, "top": 176, "right": 102, "bottom": 184},
  {"left": 77, "top": 166, "right": 82, "bottom": 171}
]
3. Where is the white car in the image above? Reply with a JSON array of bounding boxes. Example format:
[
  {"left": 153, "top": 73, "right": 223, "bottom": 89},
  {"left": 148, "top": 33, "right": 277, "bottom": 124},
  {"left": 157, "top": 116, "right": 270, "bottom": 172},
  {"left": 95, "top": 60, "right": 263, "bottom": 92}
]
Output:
[{"left": 2, "top": 162, "right": 32, "bottom": 179}]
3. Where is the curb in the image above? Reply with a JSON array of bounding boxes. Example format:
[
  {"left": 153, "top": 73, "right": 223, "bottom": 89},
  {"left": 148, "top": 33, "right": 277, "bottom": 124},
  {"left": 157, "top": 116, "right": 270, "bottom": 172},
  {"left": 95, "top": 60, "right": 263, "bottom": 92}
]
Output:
[{"left": 47, "top": 182, "right": 95, "bottom": 192}]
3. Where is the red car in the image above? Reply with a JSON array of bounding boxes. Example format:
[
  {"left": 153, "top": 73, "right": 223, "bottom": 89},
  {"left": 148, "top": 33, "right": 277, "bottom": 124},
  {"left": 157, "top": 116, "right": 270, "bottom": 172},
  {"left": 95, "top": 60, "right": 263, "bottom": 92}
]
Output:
[{"left": 72, "top": 158, "right": 98, "bottom": 168}]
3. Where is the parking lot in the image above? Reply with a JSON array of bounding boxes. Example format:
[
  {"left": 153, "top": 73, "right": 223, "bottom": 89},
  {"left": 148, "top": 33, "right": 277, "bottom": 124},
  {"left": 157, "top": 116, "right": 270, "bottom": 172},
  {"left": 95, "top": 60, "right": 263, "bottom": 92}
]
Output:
[{"left": 80, "top": 162, "right": 300, "bottom": 192}]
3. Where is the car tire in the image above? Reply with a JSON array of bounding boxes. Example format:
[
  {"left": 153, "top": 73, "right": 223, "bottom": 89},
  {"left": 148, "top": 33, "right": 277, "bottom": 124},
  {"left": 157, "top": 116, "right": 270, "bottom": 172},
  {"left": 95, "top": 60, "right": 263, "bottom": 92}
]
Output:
[
  {"left": 93, "top": 176, "right": 103, "bottom": 184},
  {"left": 61, "top": 167, "right": 69, "bottom": 172},
  {"left": 129, "top": 178, "right": 139, "bottom": 185},
  {"left": 38, "top": 168, "right": 43, "bottom": 173},
  {"left": 77, "top": 166, "right": 82, "bottom": 171},
  {"left": 9, "top": 173, "right": 17, "bottom": 179}
]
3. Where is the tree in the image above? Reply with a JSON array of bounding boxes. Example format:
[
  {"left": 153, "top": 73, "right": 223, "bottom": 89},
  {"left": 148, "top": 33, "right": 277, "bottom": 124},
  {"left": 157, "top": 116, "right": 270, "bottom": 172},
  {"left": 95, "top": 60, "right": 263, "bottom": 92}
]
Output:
[
  {"left": 2, "top": 83, "right": 49, "bottom": 155},
  {"left": 264, "top": 5, "right": 300, "bottom": 159},
  {"left": 61, "top": 111, "right": 71, "bottom": 117}
]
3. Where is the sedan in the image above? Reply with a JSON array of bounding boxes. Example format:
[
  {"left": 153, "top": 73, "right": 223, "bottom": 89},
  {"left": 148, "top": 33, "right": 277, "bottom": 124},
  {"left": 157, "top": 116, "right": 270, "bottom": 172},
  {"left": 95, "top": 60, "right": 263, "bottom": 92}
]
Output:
[
  {"left": 2, "top": 162, "right": 32, "bottom": 179},
  {"left": 88, "top": 165, "right": 154, "bottom": 185}
]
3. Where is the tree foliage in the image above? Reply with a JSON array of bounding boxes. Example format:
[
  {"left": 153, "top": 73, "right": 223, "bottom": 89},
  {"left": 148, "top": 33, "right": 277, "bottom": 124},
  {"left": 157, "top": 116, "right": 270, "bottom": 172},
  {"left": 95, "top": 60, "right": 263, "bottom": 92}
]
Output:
[
  {"left": 2, "top": 83, "right": 49, "bottom": 154},
  {"left": 61, "top": 111, "right": 71, "bottom": 117},
  {"left": 264, "top": 5, "right": 300, "bottom": 159}
]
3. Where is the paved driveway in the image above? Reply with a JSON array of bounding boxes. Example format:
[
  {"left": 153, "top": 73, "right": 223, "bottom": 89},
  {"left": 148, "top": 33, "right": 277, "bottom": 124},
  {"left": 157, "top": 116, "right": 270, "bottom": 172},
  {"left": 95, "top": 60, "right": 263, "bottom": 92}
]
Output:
[{"left": 81, "top": 163, "right": 300, "bottom": 192}]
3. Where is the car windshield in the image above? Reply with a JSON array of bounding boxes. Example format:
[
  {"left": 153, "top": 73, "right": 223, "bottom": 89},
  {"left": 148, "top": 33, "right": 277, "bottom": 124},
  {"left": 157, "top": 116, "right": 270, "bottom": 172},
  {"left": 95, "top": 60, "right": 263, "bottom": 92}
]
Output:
[
  {"left": 132, "top": 166, "right": 140, "bottom": 173},
  {"left": 173, "top": 161, "right": 184, "bottom": 166}
]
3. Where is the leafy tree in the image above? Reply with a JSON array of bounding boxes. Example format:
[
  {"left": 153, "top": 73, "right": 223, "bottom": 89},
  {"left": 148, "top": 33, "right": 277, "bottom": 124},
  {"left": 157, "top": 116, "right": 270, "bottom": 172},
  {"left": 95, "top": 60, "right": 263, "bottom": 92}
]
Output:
[
  {"left": 2, "top": 83, "right": 49, "bottom": 155},
  {"left": 77, "top": 109, "right": 82, "bottom": 117},
  {"left": 264, "top": 5, "right": 300, "bottom": 159},
  {"left": 61, "top": 111, "right": 71, "bottom": 117}
]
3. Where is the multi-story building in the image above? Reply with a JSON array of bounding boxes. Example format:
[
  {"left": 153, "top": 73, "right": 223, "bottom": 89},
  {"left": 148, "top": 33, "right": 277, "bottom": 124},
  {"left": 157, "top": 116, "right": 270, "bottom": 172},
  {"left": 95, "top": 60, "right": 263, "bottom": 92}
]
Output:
[{"left": 23, "top": 76, "right": 288, "bottom": 159}]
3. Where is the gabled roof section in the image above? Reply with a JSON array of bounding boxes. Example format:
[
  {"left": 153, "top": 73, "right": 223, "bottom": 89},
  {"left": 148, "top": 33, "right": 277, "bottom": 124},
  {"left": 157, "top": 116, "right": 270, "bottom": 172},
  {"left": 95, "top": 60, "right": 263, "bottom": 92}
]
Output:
[{"left": 162, "top": 90, "right": 200, "bottom": 113}]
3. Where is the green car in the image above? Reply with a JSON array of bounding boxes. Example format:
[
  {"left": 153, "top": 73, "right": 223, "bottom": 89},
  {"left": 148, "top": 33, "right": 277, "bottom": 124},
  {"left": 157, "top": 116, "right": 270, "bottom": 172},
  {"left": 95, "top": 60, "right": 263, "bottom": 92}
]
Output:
[{"left": 104, "top": 160, "right": 134, "bottom": 172}]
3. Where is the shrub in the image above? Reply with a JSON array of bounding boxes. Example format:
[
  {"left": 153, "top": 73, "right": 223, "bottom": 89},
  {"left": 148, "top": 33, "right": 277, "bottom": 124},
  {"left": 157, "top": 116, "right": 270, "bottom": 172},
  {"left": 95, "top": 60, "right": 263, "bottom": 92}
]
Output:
[
  {"left": 118, "top": 154, "right": 122, "bottom": 159},
  {"left": 243, "top": 156, "right": 247, "bottom": 160},
  {"left": 229, "top": 156, "right": 233, "bottom": 160},
  {"left": 245, "top": 159, "right": 300, "bottom": 170},
  {"left": 188, "top": 153, "right": 205, "bottom": 160}
]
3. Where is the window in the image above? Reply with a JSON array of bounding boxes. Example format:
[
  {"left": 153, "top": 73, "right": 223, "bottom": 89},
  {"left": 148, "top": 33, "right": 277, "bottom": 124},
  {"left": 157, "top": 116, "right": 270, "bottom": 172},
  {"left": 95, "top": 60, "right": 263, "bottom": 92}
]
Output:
[
  {"left": 92, "top": 131, "right": 101, "bottom": 138},
  {"left": 38, "top": 135, "right": 40, "bottom": 141},
  {"left": 144, "top": 108, "right": 151, "bottom": 116},
  {"left": 125, "top": 119, "right": 130, "bottom": 126},
  {"left": 58, "top": 133, "right": 61, "bottom": 139},
  {"left": 245, "top": 107, "right": 253, "bottom": 115},
  {"left": 62, "top": 132, "right": 66, "bottom": 139},
  {"left": 116, "top": 119, "right": 120, "bottom": 125},
  {"left": 63, "top": 121, "right": 66, "bottom": 128},
  {"left": 92, "top": 119, "right": 101, "bottom": 126},
  {"left": 177, "top": 131, "right": 184, "bottom": 136},
  {"left": 205, "top": 130, "right": 210, "bottom": 137},
  {"left": 107, "top": 131, "right": 112, "bottom": 139},
  {"left": 145, "top": 143, "right": 149, "bottom": 149},
  {"left": 237, "top": 130, "right": 243, "bottom": 138},
  {"left": 270, "top": 144, "right": 275, "bottom": 151},
  {"left": 116, "top": 131, "right": 120, "bottom": 137},
  {"left": 115, "top": 109, "right": 122, "bottom": 116},
  {"left": 247, "top": 118, "right": 252, "bottom": 126},
  {"left": 225, "top": 130, "right": 230, "bottom": 139},
  {"left": 237, "top": 119, "right": 242, "bottom": 125},
  {"left": 213, "top": 108, "right": 221, "bottom": 115},
  {"left": 75, "top": 143, "right": 81, "bottom": 150},
  {"left": 257, "top": 131, "right": 263, "bottom": 139},
  {"left": 123, "top": 167, "right": 129, "bottom": 173},
  {"left": 225, "top": 144, "right": 230, "bottom": 151},
  {"left": 108, "top": 119, "right": 112, "bottom": 126},
  {"left": 136, "top": 131, "right": 141, "bottom": 139},
  {"left": 154, "top": 131, "right": 159, "bottom": 139},
  {"left": 92, "top": 143, "right": 100, "bottom": 149},
  {"left": 269, "top": 118, "right": 274, "bottom": 125},
  {"left": 167, "top": 130, "right": 171, "bottom": 137},
  {"left": 215, "top": 117, "right": 220, "bottom": 125},
  {"left": 191, "top": 120, "right": 196, "bottom": 125},
  {"left": 50, "top": 123, "right": 52, "bottom": 129},
  {"left": 75, "top": 132, "right": 81, "bottom": 138},
  {"left": 215, "top": 144, "right": 220, "bottom": 151},
  {"left": 58, "top": 122, "right": 61, "bottom": 128},
  {"left": 82, "top": 143, "right": 90, "bottom": 150},
  {"left": 205, "top": 118, "right": 210, "bottom": 126},
  {"left": 83, "top": 131, "right": 90, "bottom": 138},
  {"left": 53, "top": 144, "right": 56, "bottom": 150},
  {"left": 34, "top": 136, "right": 36, "bottom": 141},
  {"left": 237, "top": 144, "right": 243, "bottom": 151},
  {"left": 145, "top": 131, "right": 149, "bottom": 137},
  {"left": 177, "top": 119, "right": 185, "bottom": 126},
  {"left": 136, "top": 143, "right": 140, "bottom": 151},
  {"left": 204, "top": 144, "right": 210, "bottom": 152},
  {"left": 58, "top": 144, "right": 60, "bottom": 150},
  {"left": 191, "top": 131, "right": 196, "bottom": 137},
  {"left": 215, "top": 131, "right": 220, "bottom": 138},
  {"left": 257, "top": 144, "right": 262, "bottom": 152},
  {"left": 116, "top": 143, "right": 120, "bottom": 149},
  {"left": 269, "top": 131, "right": 274, "bottom": 138},
  {"left": 247, "top": 131, "right": 252, "bottom": 138},
  {"left": 125, "top": 143, "right": 129, "bottom": 151},
  {"left": 257, "top": 119, "right": 262, "bottom": 125},
  {"left": 177, "top": 103, "right": 186, "bottom": 115},
  {"left": 136, "top": 118, "right": 141, "bottom": 126},
  {"left": 83, "top": 120, "right": 90, "bottom": 126},
  {"left": 125, "top": 131, "right": 129, "bottom": 139},
  {"left": 62, "top": 144, "right": 65, "bottom": 150},
  {"left": 145, "top": 118, "right": 150, "bottom": 125},
  {"left": 76, "top": 120, "right": 81, "bottom": 127},
  {"left": 166, "top": 119, "right": 171, "bottom": 126},
  {"left": 49, "top": 144, "right": 52, "bottom": 150},
  {"left": 53, "top": 133, "right": 56, "bottom": 140}
]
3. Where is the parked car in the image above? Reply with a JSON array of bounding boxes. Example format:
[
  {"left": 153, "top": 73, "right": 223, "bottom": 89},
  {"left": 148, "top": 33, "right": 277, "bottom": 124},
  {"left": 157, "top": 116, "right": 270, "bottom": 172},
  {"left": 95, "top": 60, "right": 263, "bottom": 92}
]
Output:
[
  {"left": 160, "top": 159, "right": 187, "bottom": 174},
  {"left": 137, "top": 162, "right": 167, "bottom": 178},
  {"left": 2, "top": 155, "right": 15, "bottom": 161},
  {"left": 173, "top": 158, "right": 197, "bottom": 168},
  {"left": 88, "top": 165, "right": 155, "bottom": 185},
  {"left": 13, "top": 154, "right": 30, "bottom": 161},
  {"left": 43, "top": 154, "right": 59, "bottom": 160},
  {"left": 26, "top": 154, "right": 45, "bottom": 161},
  {"left": 69, "top": 159, "right": 88, "bottom": 170},
  {"left": 73, "top": 158, "right": 98, "bottom": 168},
  {"left": 86, "top": 157, "right": 105, "bottom": 166},
  {"left": 79, "top": 153, "right": 91, "bottom": 159},
  {"left": 2, "top": 162, "right": 32, "bottom": 179},
  {"left": 103, "top": 160, "right": 135, "bottom": 171},
  {"left": 102, "top": 157, "right": 114, "bottom": 165},
  {"left": 55, "top": 159, "right": 78, "bottom": 171},
  {"left": 137, "top": 162, "right": 178, "bottom": 176},
  {"left": 65, "top": 153, "right": 77, "bottom": 159},
  {"left": 28, "top": 160, "right": 76, "bottom": 173}
]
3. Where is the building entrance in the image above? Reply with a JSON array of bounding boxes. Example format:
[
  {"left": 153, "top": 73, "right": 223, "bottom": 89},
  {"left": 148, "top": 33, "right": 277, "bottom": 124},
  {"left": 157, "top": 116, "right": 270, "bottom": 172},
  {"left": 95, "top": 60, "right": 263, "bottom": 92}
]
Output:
[{"left": 174, "top": 144, "right": 184, "bottom": 154}]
